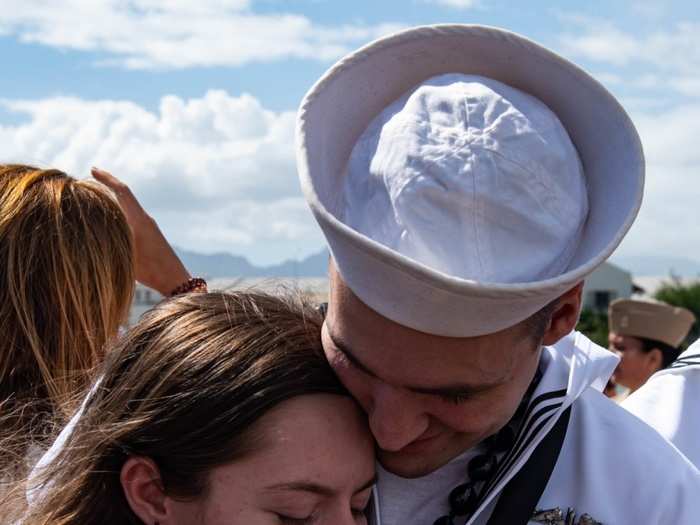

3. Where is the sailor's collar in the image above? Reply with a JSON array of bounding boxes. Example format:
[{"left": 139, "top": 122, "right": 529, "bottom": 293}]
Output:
[{"left": 655, "top": 340, "right": 700, "bottom": 375}]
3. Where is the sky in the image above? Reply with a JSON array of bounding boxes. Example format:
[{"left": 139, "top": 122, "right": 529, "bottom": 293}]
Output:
[{"left": 1, "top": 0, "right": 700, "bottom": 266}]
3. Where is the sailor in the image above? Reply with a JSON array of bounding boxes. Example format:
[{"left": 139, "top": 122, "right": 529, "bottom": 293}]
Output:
[
  {"left": 607, "top": 298, "right": 695, "bottom": 398},
  {"left": 296, "top": 25, "right": 700, "bottom": 525},
  {"left": 623, "top": 334, "right": 700, "bottom": 468}
]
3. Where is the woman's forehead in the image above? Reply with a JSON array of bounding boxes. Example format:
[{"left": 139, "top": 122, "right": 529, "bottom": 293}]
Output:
[{"left": 212, "top": 395, "right": 374, "bottom": 490}]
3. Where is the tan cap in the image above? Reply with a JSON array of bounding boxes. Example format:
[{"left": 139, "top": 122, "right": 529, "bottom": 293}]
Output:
[{"left": 608, "top": 299, "right": 695, "bottom": 348}]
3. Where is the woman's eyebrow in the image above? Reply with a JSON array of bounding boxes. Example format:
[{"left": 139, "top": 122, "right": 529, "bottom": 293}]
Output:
[
  {"left": 264, "top": 475, "right": 377, "bottom": 497},
  {"left": 264, "top": 481, "right": 335, "bottom": 497}
]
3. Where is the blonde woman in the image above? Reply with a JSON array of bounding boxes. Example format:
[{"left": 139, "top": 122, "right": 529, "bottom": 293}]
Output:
[
  {"left": 0, "top": 165, "right": 194, "bottom": 476},
  {"left": 22, "top": 292, "right": 375, "bottom": 525}
]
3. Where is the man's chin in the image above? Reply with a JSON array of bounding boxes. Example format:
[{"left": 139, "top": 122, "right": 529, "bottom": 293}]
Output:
[
  {"left": 377, "top": 431, "right": 489, "bottom": 478},
  {"left": 378, "top": 444, "right": 462, "bottom": 479}
]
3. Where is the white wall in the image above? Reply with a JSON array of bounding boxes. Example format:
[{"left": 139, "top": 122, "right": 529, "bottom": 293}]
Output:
[{"left": 582, "top": 262, "right": 633, "bottom": 311}]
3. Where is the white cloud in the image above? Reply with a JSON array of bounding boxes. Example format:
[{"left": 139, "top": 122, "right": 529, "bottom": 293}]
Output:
[
  {"left": 423, "top": 0, "right": 479, "bottom": 8},
  {"left": 0, "top": 0, "right": 404, "bottom": 70},
  {"left": 560, "top": 20, "right": 645, "bottom": 66},
  {"left": 553, "top": 15, "right": 700, "bottom": 260},
  {"left": 593, "top": 71, "right": 623, "bottom": 87},
  {"left": 561, "top": 18, "right": 700, "bottom": 75},
  {"left": 0, "top": 90, "right": 324, "bottom": 263},
  {"left": 561, "top": 17, "right": 700, "bottom": 261},
  {"left": 613, "top": 103, "right": 700, "bottom": 260},
  {"left": 559, "top": 18, "right": 700, "bottom": 102}
]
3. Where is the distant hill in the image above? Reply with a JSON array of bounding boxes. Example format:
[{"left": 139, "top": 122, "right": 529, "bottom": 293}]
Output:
[
  {"left": 175, "top": 248, "right": 700, "bottom": 280},
  {"left": 175, "top": 247, "right": 329, "bottom": 278},
  {"left": 611, "top": 255, "right": 700, "bottom": 277}
]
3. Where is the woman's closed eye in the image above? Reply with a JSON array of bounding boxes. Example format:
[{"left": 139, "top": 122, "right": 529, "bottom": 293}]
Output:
[
  {"left": 276, "top": 510, "right": 366, "bottom": 525},
  {"left": 351, "top": 506, "right": 369, "bottom": 524},
  {"left": 350, "top": 487, "right": 373, "bottom": 522},
  {"left": 438, "top": 392, "right": 471, "bottom": 405},
  {"left": 277, "top": 513, "right": 313, "bottom": 525}
]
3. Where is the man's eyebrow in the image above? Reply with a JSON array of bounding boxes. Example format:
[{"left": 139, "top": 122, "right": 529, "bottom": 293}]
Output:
[
  {"left": 327, "top": 331, "right": 501, "bottom": 396},
  {"left": 409, "top": 383, "right": 497, "bottom": 397},
  {"left": 328, "top": 332, "right": 378, "bottom": 378}
]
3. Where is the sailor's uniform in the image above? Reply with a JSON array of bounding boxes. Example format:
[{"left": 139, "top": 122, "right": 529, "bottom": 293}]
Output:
[
  {"left": 623, "top": 342, "right": 700, "bottom": 469},
  {"left": 370, "top": 332, "right": 700, "bottom": 525},
  {"left": 296, "top": 23, "right": 699, "bottom": 525}
]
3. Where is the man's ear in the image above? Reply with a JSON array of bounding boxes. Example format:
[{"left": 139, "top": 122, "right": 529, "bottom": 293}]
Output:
[
  {"left": 121, "top": 456, "right": 168, "bottom": 525},
  {"left": 542, "top": 282, "right": 584, "bottom": 346}
]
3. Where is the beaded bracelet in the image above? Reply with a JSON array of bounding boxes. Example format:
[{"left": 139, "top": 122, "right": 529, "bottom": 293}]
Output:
[{"left": 168, "top": 277, "right": 208, "bottom": 297}]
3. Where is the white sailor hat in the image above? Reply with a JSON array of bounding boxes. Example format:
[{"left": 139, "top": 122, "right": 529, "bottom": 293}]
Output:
[{"left": 296, "top": 25, "right": 644, "bottom": 337}]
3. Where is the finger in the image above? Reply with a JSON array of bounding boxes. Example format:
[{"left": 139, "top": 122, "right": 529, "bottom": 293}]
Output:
[
  {"left": 91, "top": 167, "right": 144, "bottom": 216},
  {"left": 91, "top": 167, "right": 125, "bottom": 192}
]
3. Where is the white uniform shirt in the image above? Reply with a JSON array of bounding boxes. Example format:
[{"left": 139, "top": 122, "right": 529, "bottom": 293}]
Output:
[
  {"left": 623, "top": 342, "right": 700, "bottom": 469},
  {"left": 376, "top": 446, "right": 486, "bottom": 525}
]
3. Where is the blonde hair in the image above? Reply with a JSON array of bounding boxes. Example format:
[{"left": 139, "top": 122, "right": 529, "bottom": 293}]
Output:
[
  {"left": 0, "top": 164, "right": 134, "bottom": 471},
  {"left": 21, "top": 291, "right": 344, "bottom": 525}
]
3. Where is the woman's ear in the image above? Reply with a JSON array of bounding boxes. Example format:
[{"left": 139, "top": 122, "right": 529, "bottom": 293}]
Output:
[{"left": 121, "top": 456, "right": 168, "bottom": 525}]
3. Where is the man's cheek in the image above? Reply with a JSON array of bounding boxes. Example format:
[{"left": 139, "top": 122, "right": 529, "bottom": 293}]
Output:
[
  {"left": 334, "top": 367, "right": 374, "bottom": 410},
  {"left": 433, "top": 400, "right": 500, "bottom": 435}
]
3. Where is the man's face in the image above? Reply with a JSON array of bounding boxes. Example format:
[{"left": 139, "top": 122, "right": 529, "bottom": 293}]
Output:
[
  {"left": 322, "top": 267, "right": 542, "bottom": 478},
  {"left": 609, "top": 332, "right": 659, "bottom": 392}
]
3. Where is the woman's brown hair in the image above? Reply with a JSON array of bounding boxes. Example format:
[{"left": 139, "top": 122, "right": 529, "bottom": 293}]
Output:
[
  {"left": 0, "top": 164, "right": 134, "bottom": 469},
  {"left": 20, "top": 291, "right": 346, "bottom": 525}
]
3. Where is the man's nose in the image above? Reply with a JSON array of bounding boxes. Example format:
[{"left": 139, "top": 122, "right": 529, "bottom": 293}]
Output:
[{"left": 368, "top": 383, "right": 429, "bottom": 452}]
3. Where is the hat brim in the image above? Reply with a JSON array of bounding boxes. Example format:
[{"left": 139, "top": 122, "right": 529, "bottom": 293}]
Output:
[{"left": 296, "top": 24, "right": 644, "bottom": 337}]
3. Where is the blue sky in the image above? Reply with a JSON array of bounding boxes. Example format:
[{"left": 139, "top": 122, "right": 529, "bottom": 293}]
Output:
[{"left": 1, "top": 0, "right": 699, "bottom": 269}]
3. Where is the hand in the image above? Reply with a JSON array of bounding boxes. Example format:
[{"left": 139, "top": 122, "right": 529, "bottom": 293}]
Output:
[{"left": 91, "top": 167, "right": 191, "bottom": 296}]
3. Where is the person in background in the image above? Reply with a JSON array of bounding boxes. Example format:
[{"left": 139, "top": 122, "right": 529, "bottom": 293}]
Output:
[
  {"left": 18, "top": 292, "right": 375, "bottom": 525},
  {"left": 607, "top": 298, "right": 695, "bottom": 398},
  {"left": 0, "top": 164, "right": 134, "bottom": 476},
  {"left": 0, "top": 164, "right": 195, "bottom": 479},
  {"left": 623, "top": 326, "right": 700, "bottom": 468}
]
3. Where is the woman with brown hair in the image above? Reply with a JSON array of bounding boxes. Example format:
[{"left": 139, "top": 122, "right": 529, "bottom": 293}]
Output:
[
  {"left": 21, "top": 291, "right": 375, "bottom": 525},
  {"left": 0, "top": 165, "right": 134, "bottom": 467},
  {"left": 0, "top": 164, "right": 195, "bottom": 475}
]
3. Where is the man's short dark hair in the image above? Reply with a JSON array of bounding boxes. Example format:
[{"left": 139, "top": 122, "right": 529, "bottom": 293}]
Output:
[{"left": 523, "top": 300, "right": 558, "bottom": 344}]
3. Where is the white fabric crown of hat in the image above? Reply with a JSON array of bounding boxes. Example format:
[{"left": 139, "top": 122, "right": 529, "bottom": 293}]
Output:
[
  {"left": 296, "top": 25, "right": 644, "bottom": 337},
  {"left": 343, "top": 73, "right": 588, "bottom": 284}
]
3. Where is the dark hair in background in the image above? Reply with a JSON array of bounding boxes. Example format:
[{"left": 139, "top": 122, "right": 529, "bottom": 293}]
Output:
[
  {"left": 20, "top": 291, "right": 346, "bottom": 525},
  {"left": 640, "top": 338, "right": 681, "bottom": 369}
]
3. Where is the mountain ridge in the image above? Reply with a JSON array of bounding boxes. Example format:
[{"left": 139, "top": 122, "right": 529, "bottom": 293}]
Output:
[
  {"left": 175, "top": 247, "right": 329, "bottom": 278},
  {"left": 174, "top": 248, "right": 700, "bottom": 279}
]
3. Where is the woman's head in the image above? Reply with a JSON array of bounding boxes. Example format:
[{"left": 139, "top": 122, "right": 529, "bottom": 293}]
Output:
[
  {"left": 28, "top": 292, "right": 374, "bottom": 525},
  {"left": 0, "top": 165, "right": 134, "bottom": 419},
  {"left": 609, "top": 332, "right": 681, "bottom": 392}
]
